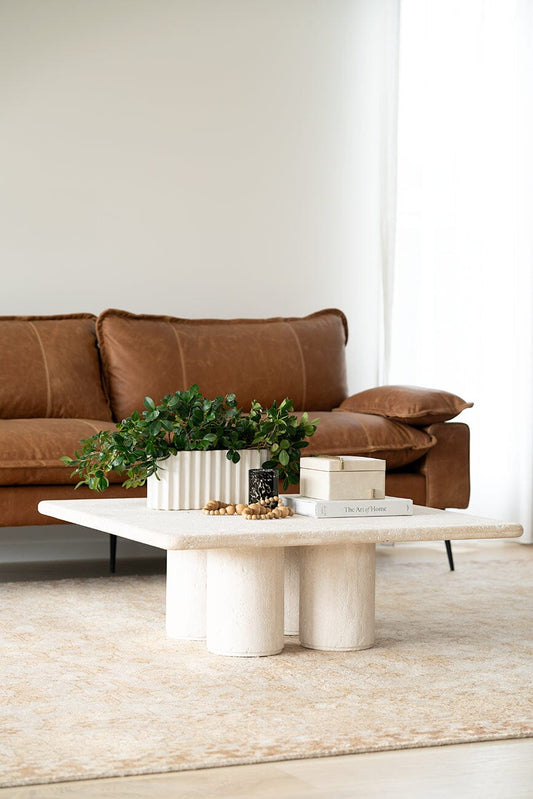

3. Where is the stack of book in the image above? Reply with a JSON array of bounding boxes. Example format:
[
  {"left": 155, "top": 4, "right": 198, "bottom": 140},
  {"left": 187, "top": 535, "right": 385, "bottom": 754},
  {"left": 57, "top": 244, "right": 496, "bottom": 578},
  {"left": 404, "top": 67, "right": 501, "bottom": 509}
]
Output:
[
  {"left": 283, "top": 455, "right": 413, "bottom": 518},
  {"left": 281, "top": 494, "right": 413, "bottom": 518}
]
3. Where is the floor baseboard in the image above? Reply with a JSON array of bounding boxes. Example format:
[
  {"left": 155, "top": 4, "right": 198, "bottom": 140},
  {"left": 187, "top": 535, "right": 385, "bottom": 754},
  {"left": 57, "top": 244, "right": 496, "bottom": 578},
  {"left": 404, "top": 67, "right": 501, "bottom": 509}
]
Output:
[{"left": 0, "top": 524, "right": 165, "bottom": 563}]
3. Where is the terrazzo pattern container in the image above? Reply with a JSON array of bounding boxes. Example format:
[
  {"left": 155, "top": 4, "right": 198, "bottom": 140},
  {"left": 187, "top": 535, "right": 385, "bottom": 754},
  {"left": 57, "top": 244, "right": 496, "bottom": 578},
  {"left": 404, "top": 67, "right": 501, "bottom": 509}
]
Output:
[
  {"left": 146, "top": 449, "right": 270, "bottom": 510},
  {"left": 248, "top": 468, "right": 279, "bottom": 504}
]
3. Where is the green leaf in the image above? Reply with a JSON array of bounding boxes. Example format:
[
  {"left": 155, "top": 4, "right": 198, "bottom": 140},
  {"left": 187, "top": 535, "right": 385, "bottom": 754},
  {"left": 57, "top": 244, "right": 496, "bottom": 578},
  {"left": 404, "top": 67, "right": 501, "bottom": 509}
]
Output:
[
  {"left": 192, "top": 408, "right": 203, "bottom": 425},
  {"left": 59, "top": 382, "right": 319, "bottom": 495}
]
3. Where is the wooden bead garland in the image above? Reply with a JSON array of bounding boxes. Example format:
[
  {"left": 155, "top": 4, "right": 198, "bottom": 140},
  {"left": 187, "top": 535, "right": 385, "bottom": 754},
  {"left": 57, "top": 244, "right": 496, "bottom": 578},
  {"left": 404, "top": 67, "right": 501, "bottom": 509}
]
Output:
[{"left": 202, "top": 496, "right": 294, "bottom": 521}]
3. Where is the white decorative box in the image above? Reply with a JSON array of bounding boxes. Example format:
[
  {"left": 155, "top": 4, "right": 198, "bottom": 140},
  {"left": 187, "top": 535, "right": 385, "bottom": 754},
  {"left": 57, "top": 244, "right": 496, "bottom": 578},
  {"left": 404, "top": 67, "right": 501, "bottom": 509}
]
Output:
[{"left": 299, "top": 455, "right": 386, "bottom": 500}]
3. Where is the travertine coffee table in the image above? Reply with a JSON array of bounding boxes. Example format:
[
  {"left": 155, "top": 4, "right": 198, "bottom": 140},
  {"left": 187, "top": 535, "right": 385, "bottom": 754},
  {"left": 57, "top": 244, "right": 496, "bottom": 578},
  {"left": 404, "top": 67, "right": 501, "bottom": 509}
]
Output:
[{"left": 39, "top": 499, "right": 522, "bottom": 658}]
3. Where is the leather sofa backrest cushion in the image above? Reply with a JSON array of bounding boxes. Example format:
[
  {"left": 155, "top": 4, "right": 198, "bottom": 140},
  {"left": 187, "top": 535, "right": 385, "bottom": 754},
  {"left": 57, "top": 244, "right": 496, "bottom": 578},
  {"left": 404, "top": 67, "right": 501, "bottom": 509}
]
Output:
[
  {"left": 97, "top": 308, "right": 349, "bottom": 420},
  {"left": 0, "top": 314, "right": 112, "bottom": 420}
]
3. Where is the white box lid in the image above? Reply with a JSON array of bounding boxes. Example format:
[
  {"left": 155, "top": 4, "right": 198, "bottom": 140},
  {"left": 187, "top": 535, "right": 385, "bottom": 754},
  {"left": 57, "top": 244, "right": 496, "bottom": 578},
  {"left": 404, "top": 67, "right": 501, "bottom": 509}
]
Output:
[{"left": 299, "top": 455, "right": 386, "bottom": 472}]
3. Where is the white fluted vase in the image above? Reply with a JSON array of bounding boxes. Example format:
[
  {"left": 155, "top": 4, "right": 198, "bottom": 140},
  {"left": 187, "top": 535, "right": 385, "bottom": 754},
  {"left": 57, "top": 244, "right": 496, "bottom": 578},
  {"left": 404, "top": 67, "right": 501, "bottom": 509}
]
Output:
[{"left": 146, "top": 449, "right": 270, "bottom": 510}]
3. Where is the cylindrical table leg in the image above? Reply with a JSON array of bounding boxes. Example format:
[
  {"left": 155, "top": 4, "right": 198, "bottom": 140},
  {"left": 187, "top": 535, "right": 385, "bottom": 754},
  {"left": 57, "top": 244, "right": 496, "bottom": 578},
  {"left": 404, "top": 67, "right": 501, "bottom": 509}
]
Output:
[
  {"left": 166, "top": 550, "right": 206, "bottom": 640},
  {"left": 206, "top": 547, "right": 284, "bottom": 657},
  {"left": 299, "top": 543, "right": 375, "bottom": 651},
  {"left": 284, "top": 547, "right": 300, "bottom": 635}
]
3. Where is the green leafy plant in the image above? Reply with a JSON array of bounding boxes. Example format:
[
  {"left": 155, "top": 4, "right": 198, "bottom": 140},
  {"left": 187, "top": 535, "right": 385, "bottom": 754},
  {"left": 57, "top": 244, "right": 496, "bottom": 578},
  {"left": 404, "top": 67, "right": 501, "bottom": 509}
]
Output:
[{"left": 61, "top": 384, "right": 319, "bottom": 492}]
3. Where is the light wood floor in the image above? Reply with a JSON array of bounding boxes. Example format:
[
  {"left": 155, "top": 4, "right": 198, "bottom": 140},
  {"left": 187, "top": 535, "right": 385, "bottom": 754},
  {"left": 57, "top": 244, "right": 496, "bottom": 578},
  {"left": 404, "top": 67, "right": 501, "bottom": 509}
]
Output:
[
  {"left": 2, "top": 540, "right": 532, "bottom": 798},
  {"left": 2, "top": 739, "right": 532, "bottom": 798}
]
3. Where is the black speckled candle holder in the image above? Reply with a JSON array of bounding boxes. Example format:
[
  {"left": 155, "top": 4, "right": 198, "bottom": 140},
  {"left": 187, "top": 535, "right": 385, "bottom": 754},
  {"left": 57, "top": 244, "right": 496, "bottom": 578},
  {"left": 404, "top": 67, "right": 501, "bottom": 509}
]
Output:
[{"left": 248, "top": 468, "right": 279, "bottom": 505}]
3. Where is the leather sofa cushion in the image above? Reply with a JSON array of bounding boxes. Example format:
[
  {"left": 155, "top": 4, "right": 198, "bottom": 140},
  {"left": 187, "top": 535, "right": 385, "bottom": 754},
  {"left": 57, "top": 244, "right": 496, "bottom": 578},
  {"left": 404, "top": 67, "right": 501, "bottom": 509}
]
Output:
[
  {"left": 0, "top": 314, "right": 112, "bottom": 420},
  {"left": 0, "top": 411, "right": 435, "bottom": 486},
  {"left": 337, "top": 385, "right": 473, "bottom": 425},
  {"left": 1, "top": 483, "right": 147, "bottom": 527},
  {"left": 0, "top": 419, "right": 119, "bottom": 485},
  {"left": 306, "top": 411, "right": 436, "bottom": 469},
  {"left": 97, "top": 308, "right": 349, "bottom": 421}
]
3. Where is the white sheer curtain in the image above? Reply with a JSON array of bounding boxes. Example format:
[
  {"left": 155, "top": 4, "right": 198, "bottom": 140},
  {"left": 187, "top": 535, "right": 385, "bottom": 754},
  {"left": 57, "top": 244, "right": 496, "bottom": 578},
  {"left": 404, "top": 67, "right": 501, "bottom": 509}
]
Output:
[{"left": 389, "top": 0, "right": 533, "bottom": 541}]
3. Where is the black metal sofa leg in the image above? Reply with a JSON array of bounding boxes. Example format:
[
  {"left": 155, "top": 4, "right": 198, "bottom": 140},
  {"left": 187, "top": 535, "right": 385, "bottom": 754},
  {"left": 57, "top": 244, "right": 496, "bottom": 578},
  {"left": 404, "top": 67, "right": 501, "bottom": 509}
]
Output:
[
  {"left": 444, "top": 539, "right": 454, "bottom": 571},
  {"left": 110, "top": 534, "right": 117, "bottom": 574}
]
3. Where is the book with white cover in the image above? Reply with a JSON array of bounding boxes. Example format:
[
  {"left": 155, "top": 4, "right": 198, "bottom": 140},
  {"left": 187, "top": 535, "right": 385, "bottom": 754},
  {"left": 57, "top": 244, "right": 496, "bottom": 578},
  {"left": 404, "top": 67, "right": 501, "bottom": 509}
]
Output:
[{"left": 281, "top": 494, "right": 413, "bottom": 518}]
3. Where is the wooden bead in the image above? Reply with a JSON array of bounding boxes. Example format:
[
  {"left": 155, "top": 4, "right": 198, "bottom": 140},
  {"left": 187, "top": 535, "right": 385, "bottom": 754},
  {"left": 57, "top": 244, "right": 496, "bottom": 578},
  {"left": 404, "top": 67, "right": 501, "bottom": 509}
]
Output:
[{"left": 203, "top": 497, "right": 292, "bottom": 521}]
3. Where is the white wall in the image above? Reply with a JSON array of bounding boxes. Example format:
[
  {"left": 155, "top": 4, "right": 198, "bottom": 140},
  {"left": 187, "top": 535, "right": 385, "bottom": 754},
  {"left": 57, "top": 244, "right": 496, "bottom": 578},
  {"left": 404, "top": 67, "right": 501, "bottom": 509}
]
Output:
[
  {"left": 0, "top": 0, "right": 398, "bottom": 390},
  {"left": 0, "top": 0, "right": 398, "bottom": 560}
]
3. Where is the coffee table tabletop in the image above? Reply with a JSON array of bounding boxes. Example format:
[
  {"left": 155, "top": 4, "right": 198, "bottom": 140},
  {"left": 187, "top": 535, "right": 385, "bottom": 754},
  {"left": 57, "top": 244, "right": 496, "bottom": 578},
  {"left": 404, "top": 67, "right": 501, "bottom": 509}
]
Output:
[{"left": 38, "top": 497, "right": 522, "bottom": 550}]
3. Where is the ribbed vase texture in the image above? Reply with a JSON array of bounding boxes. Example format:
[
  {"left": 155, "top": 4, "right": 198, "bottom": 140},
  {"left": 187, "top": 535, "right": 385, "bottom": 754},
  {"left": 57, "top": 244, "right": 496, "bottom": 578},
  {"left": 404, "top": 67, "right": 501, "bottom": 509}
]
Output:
[{"left": 146, "top": 449, "right": 270, "bottom": 510}]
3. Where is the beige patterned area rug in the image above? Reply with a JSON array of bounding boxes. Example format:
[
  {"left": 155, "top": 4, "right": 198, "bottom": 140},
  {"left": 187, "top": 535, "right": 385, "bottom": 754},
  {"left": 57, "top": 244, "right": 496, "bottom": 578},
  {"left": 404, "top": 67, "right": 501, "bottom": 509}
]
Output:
[{"left": 1, "top": 550, "right": 532, "bottom": 788}]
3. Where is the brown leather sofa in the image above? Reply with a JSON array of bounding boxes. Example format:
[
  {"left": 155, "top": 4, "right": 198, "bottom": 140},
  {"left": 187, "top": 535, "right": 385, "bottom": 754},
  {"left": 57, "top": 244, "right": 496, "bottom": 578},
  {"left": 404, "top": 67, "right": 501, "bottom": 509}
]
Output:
[{"left": 0, "top": 309, "right": 472, "bottom": 541}]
